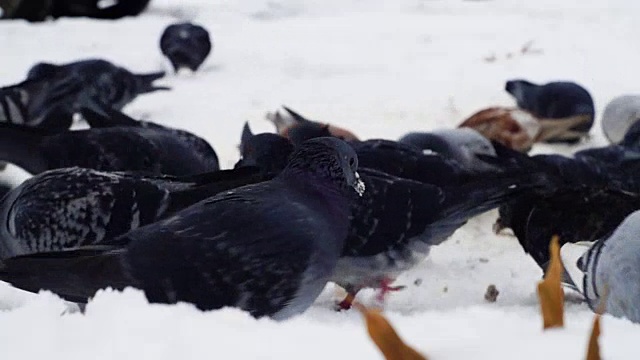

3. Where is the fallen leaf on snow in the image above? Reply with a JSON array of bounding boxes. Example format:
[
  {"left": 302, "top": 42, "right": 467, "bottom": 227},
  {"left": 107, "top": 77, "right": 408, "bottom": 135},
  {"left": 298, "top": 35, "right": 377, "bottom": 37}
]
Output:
[
  {"left": 355, "top": 303, "right": 427, "bottom": 360},
  {"left": 537, "top": 235, "right": 564, "bottom": 329}
]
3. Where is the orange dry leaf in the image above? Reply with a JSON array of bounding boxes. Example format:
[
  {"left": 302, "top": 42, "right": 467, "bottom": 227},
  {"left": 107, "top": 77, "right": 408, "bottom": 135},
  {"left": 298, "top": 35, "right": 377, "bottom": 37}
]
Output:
[
  {"left": 586, "top": 314, "right": 601, "bottom": 360},
  {"left": 537, "top": 235, "right": 565, "bottom": 329},
  {"left": 585, "top": 285, "right": 608, "bottom": 360},
  {"left": 355, "top": 303, "right": 427, "bottom": 360}
]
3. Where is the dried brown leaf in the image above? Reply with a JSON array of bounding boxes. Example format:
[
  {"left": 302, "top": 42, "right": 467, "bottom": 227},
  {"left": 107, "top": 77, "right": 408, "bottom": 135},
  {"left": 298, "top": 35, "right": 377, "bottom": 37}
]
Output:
[
  {"left": 537, "top": 235, "right": 565, "bottom": 329},
  {"left": 586, "top": 314, "right": 602, "bottom": 360},
  {"left": 355, "top": 303, "right": 428, "bottom": 360}
]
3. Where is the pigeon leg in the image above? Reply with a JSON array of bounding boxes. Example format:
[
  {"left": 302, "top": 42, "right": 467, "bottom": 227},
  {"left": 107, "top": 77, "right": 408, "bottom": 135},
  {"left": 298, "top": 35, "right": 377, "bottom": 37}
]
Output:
[
  {"left": 375, "top": 277, "right": 406, "bottom": 304},
  {"left": 333, "top": 285, "right": 359, "bottom": 311}
]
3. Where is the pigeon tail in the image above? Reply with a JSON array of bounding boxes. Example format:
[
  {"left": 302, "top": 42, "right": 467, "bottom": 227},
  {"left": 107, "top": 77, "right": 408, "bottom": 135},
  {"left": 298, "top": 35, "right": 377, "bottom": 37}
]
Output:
[
  {"left": 0, "top": 246, "right": 134, "bottom": 303},
  {"left": 135, "top": 72, "right": 171, "bottom": 94}
]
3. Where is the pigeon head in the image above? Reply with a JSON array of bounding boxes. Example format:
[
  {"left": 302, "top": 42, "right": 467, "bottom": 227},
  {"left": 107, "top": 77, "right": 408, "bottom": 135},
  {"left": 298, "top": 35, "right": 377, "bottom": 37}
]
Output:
[
  {"left": 27, "top": 62, "right": 61, "bottom": 80},
  {"left": 505, "top": 79, "right": 538, "bottom": 108},
  {"left": 283, "top": 137, "right": 365, "bottom": 196},
  {"left": 236, "top": 124, "right": 294, "bottom": 175},
  {"left": 287, "top": 121, "right": 333, "bottom": 145},
  {"left": 160, "top": 22, "right": 212, "bottom": 72}
]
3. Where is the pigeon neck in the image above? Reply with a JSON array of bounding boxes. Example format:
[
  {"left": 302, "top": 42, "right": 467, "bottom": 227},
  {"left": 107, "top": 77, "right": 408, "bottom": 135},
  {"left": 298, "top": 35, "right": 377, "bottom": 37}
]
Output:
[{"left": 280, "top": 169, "right": 352, "bottom": 242}]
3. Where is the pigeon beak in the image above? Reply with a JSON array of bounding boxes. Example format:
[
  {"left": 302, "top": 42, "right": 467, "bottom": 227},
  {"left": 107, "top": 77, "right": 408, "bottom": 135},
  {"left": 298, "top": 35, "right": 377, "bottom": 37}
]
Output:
[{"left": 353, "top": 172, "right": 365, "bottom": 197}]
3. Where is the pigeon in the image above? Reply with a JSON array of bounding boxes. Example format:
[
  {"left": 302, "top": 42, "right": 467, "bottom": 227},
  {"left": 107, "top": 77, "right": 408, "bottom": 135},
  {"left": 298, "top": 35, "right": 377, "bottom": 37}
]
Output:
[
  {"left": 600, "top": 95, "right": 640, "bottom": 145},
  {"left": 505, "top": 79, "right": 595, "bottom": 143},
  {"left": 562, "top": 210, "right": 640, "bottom": 323},
  {"left": 494, "top": 144, "right": 640, "bottom": 271},
  {"left": 235, "top": 122, "right": 294, "bottom": 175},
  {"left": 0, "top": 75, "right": 84, "bottom": 130},
  {"left": 620, "top": 120, "right": 640, "bottom": 150},
  {"left": 0, "top": 166, "right": 268, "bottom": 260},
  {"left": 235, "top": 130, "right": 545, "bottom": 307},
  {"left": 50, "top": 0, "right": 151, "bottom": 20},
  {"left": 0, "top": 121, "right": 219, "bottom": 176},
  {"left": 25, "top": 59, "right": 170, "bottom": 125},
  {"left": 160, "top": 22, "right": 212, "bottom": 73},
  {"left": 0, "top": 0, "right": 52, "bottom": 21},
  {"left": 0, "top": 137, "right": 365, "bottom": 319},
  {"left": 398, "top": 128, "right": 499, "bottom": 171},
  {"left": 79, "top": 107, "right": 219, "bottom": 168}
]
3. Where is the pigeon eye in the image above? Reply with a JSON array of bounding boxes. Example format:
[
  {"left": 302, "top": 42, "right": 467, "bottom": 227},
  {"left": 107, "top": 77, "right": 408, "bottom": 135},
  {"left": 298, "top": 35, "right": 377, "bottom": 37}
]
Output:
[
  {"left": 349, "top": 157, "right": 355, "bottom": 168},
  {"left": 577, "top": 257, "right": 585, "bottom": 271}
]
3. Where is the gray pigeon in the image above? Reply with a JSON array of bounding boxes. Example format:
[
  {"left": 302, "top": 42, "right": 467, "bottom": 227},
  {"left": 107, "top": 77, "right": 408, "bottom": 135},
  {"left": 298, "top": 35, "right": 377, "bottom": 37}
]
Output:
[
  {"left": 398, "top": 128, "right": 498, "bottom": 172},
  {"left": 562, "top": 210, "right": 640, "bottom": 323},
  {"left": 601, "top": 95, "right": 640, "bottom": 145},
  {"left": 0, "top": 137, "right": 366, "bottom": 319}
]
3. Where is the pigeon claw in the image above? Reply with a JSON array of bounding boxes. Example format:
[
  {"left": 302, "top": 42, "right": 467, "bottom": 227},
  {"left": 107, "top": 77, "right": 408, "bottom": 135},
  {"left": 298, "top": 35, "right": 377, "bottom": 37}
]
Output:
[
  {"left": 335, "top": 292, "right": 356, "bottom": 311},
  {"left": 376, "top": 278, "right": 406, "bottom": 303}
]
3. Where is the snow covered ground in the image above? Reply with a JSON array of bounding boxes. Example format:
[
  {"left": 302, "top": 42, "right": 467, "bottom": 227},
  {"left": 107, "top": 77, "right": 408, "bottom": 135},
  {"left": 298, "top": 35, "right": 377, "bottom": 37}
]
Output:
[{"left": 1, "top": 0, "right": 640, "bottom": 358}]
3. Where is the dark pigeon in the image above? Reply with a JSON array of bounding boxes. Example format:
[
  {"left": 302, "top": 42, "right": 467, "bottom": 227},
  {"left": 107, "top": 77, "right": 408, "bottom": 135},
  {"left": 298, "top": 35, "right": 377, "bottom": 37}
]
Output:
[
  {"left": 505, "top": 79, "right": 594, "bottom": 143},
  {"left": 494, "top": 143, "right": 640, "bottom": 271},
  {"left": 160, "top": 22, "right": 212, "bottom": 73},
  {"left": 50, "top": 0, "right": 151, "bottom": 20},
  {"left": 0, "top": 166, "right": 268, "bottom": 260},
  {"left": 79, "top": 107, "right": 219, "bottom": 168},
  {"left": 25, "top": 59, "right": 170, "bottom": 126},
  {"left": 332, "top": 165, "right": 539, "bottom": 306},
  {"left": 0, "top": 137, "right": 365, "bottom": 319},
  {"left": 235, "top": 122, "right": 294, "bottom": 175},
  {"left": 235, "top": 130, "right": 545, "bottom": 307},
  {"left": 0, "top": 121, "right": 219, "bottom": 176}
]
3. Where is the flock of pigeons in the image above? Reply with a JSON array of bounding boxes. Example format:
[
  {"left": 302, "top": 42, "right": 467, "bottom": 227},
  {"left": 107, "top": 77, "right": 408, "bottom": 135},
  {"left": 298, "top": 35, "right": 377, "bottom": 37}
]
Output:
[{"left": 1, "top": 19, "right": 640, "bottom": 325}]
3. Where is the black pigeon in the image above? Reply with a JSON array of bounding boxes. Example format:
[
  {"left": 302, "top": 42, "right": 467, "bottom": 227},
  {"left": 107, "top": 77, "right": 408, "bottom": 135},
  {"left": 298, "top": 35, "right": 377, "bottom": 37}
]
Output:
[
  {"left": 329, "top": 165, "right": 537, "bottom": 307},
  {"left": 235, "top": 130, "right": 543, "bottom": 306},
  {"left": 0, "top": 137, "right": 365, "bottom": 319},
  {"left": 505, "top": 79, "right": 594, "bottom": 143},
  {"left": 235, "top": 122, "right": 294, "bottom": 175},
  {"left": 494, "top": 143, "right": 640, "bottom": 270},
  {"left": 0, "top": 121, "right": 219, "bottom": 176},
  {"left": 25, "top": 59, "right": 169, "bottom": 126},
  {"left": 0, "top": 166, "right": 268, "bottom": 260},
  {"left": 79, "top": 107, "right": 219, "bottom": 168},
  {"left": 50, "top": 0, "right": 151, "bottom": 20},
  {"left": 160, "top": 22, "right": 212, "bottom": 73}
]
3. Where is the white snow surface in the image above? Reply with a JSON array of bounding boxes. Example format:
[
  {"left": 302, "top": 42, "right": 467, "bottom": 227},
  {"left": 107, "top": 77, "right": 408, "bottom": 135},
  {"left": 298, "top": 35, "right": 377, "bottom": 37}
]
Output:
[{"left": 1, "top": 0, "right": 640, "bottom": 358}]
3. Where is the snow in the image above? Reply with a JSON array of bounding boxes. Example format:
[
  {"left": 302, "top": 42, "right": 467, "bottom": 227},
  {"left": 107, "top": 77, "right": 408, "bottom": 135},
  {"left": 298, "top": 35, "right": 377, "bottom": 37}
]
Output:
[{"left": 1, "top": 0, "right": 640, "bottom": 358}]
